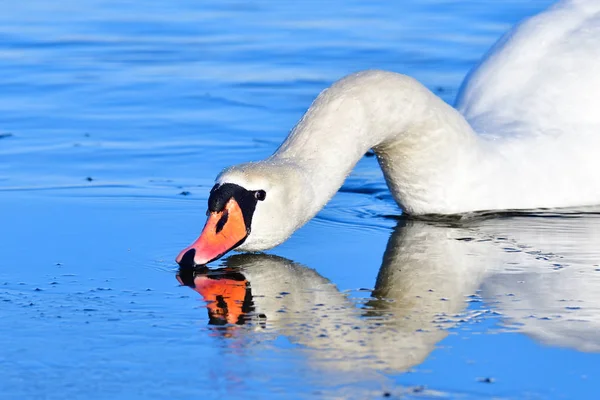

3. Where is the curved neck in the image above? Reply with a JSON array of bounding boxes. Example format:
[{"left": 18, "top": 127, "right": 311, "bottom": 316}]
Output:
[{"left": 270, "top": 70, "right": 483, "bottom": 215}]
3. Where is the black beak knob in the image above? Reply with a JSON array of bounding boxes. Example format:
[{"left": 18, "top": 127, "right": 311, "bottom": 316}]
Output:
[{"left": 177, "top": 248, "right": 196, "bottom": 268}]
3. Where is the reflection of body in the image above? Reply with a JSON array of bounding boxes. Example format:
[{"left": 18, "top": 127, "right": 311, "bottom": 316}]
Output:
[
  {"left": 475, "top": 215, "right": 600, "bottom": 353},
  {"left": 179, "top": 215, "right": 600, "bottom": 373}
]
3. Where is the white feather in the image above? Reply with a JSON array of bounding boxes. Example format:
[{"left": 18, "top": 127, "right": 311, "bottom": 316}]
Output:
[{"left": 216, "top": 0, "right": 600, "bottom": 251}]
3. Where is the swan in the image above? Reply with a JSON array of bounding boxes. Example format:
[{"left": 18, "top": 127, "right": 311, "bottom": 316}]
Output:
[{"left": 177, "top": 0, "right": 600, "bottom": 266}]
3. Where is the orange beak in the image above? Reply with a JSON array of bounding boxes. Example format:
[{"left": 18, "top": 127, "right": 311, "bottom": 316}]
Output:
[{"left": 176, "top": 198, "right": 248, "bottom": 266}]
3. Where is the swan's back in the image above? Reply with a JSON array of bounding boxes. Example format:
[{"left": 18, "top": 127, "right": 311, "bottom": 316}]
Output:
[{"left": 456, "top": 0, "right": 600, "bottom": 138}]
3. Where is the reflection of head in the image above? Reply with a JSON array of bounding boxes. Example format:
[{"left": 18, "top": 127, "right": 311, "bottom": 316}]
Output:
[{"left": 176, "top": 267, "right": 254, "bottom": 326}]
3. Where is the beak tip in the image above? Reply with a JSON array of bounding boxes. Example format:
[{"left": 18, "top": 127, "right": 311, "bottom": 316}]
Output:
[
  {"left": 177, "top": 248, "right": 197, "bottom": 268},
  {"left": 176, "top": 246, "right": 215, "bottom": 268}
]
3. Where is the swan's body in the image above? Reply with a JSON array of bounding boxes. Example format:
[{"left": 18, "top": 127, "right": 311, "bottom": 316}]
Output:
[{"left": 177, "top": 0, "right": 600, "bottom": 265}]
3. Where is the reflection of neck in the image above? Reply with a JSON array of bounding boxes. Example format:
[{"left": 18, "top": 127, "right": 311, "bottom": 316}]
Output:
[
  {"left": 371, "top": 220, "right": 488, "bottom": 328},
  {"left": 229, "top": 220, "right": 488, "bottom": 372}
]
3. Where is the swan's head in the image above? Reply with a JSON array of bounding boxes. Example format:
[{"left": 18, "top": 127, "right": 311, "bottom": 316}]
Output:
[{"left": 176, "top": 161, "right": 313, "bottom": 267}]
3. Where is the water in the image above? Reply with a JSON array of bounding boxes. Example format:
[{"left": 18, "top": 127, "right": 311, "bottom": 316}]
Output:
[{"left": 1, "top": 0, "right": 598, "bottom": 398}]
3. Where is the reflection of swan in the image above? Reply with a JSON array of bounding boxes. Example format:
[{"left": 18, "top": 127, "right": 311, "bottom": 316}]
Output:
[
  {"left": 177, "top": 0, "right": 600, "bottom": 266},
  {"left": 179, "top": 214, "right": 600, "bottom": 373},
  {"left": 178, "top": 220, "right": 487, "bottom": 372}
]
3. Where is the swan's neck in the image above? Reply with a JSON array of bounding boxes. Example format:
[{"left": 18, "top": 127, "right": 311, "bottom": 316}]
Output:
[{"left": 271, "top": 70, "right": 484, "bottom": 215}]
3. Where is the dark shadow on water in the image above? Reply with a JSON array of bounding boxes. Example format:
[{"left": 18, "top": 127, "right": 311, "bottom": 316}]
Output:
[{"left": 388, "top": 204, "right": 600, "bottom": 225}]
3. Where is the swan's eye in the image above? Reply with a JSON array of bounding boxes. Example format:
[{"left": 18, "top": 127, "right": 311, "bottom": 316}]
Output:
[{"left": 254, "top": 190, "right": 266, "bottom": 201}]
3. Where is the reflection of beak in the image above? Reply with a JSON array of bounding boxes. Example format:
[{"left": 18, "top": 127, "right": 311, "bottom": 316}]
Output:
[
  {"left": 176, "top": 268, "right": 251, "bottom": 326},
  {"left": 193, "top": 275, "right": 249, "bottom": 325},
  {"left": 176, "top": 198, "right": 248, "bottom": 267}
]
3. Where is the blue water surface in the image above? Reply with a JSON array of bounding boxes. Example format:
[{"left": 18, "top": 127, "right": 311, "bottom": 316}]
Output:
[{"left": 2, "top": 1, "right": 600, "bottom": 399}]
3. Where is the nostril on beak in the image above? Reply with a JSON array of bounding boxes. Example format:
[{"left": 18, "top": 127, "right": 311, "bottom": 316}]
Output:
[{"left": 178, "top": 248, "right": 196, "bottom": 268}]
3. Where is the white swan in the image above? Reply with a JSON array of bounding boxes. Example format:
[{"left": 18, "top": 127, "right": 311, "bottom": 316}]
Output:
[{"left": 177, "top": 0, "right": 600, "bottom": 266}]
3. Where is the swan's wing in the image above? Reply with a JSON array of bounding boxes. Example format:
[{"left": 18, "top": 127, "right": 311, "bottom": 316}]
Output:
[{"left": 456, "top": 0, "right": 600, "bottom": 139}]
